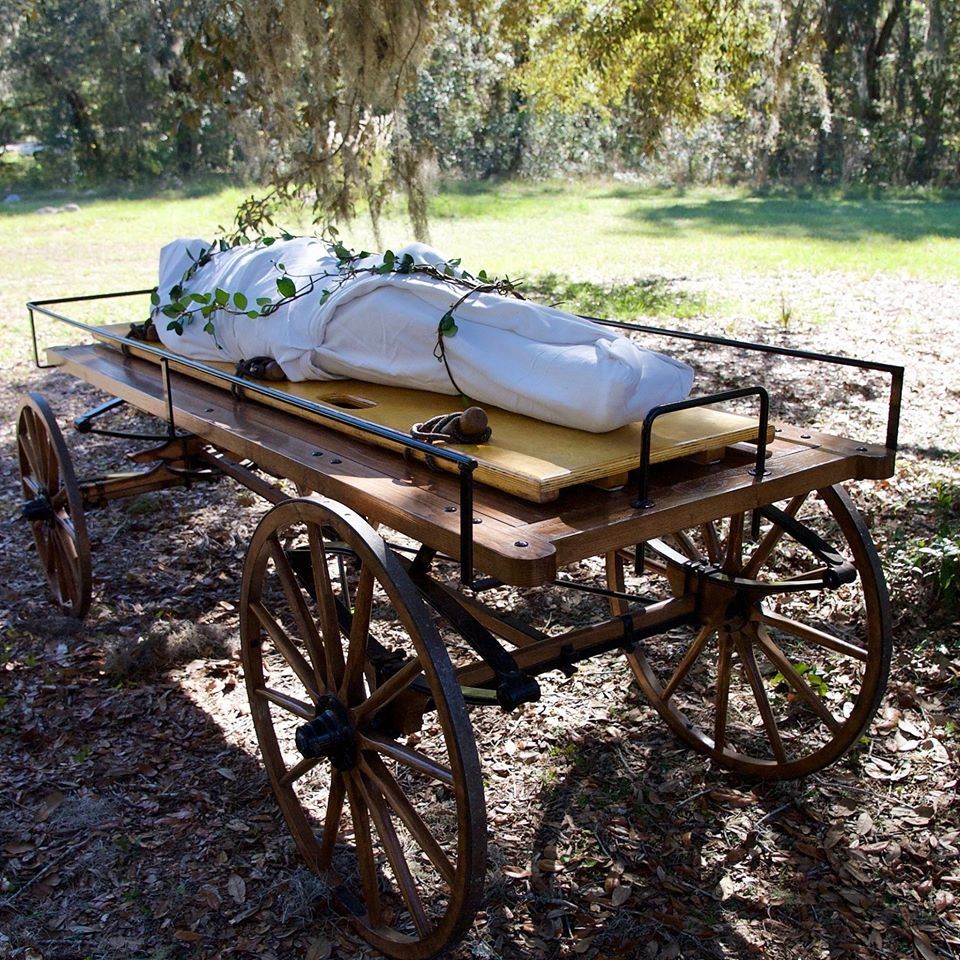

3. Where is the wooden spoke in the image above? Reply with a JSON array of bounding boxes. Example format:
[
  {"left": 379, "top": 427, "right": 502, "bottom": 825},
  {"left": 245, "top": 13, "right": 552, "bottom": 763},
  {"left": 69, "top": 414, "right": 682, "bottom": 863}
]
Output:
[
  {"left": 757, "top": 608, "right": 869, "bottom": 662},
  {"left": 357, "top": 733, "right": 455, "bottom": 788},
  {"left": 752, "top": 625, "right": 842, "bottom": 733},
  {"left": 619, "top": 486, "right": 890, "bottom": 779},
  {"left": 307, "top": 522, "right": 347, "bottom": 691},
  {"left": 713, "top": 629, "right": 733, "bottom": 754},
  {"left": 317, "top": 769, "right": 346, "bottom": 868},
  {"left": 605, "top": 550, "right": 627, "bottom": 617},
  {"left": 673, "top": 529, "right": 700, "bottom": 562},
  {"left": 254, "top": 686, "right": 314, "bottom": 719},
  {"left": 742, "top": 494, "right": 808, "bottom": 579},
  {"left": 344, "top": 773, "right": 383, "bottom": 929},
  {"left": 357, "top": 771, "right": 431, "bottom": 938},
  {"left": 661, "top": 624, "right": 714, "bottom": 701},
  {"left": 339, "top": 564, "right": 375, "bottom": 704},
  {"left": 267, "top": 537, "right": 330, "bottom": 691},
  {"left": 240, "top": 497, "right": 485, "bottom": 958},
  {"left": 17, "top": 394, "right": 91, "bottom": 619},
  {"left": 352, "top": 657, "right": 424, "bottom": 724},
  {"left": 361, "top": 753, "right": 456, "bottom": 885},
  {"left": 250, "top": 600, "right": 321, "bottom": 701},
  {"left": 701, "top": 522, "right": 722, "bottom": 564},
  {"left": 722, "top": 512, "right": 745, "bottom": 574},
  {"left": 280, "top": 755, "right": 323, "bottom": 788},
  {"left": 734, "top": 634, "right": 787, "bottom": 764}
]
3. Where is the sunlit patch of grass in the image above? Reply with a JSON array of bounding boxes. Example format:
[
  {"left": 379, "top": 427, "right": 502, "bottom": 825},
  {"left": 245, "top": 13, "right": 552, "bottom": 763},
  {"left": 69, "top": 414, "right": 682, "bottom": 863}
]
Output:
[{"left": 524, "top": 274, "right": 707, "bottom": 320}]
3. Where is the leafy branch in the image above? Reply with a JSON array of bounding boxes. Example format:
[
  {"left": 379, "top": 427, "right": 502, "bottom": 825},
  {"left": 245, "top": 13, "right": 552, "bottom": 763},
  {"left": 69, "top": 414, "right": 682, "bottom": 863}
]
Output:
[{"left": 154, "top": 230, "right": 525, "bottom": 358}]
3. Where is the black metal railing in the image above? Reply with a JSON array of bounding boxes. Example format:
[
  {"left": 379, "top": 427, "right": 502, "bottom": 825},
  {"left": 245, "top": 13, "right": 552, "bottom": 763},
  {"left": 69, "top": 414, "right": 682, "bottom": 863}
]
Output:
[{"left": 28, "top": 290, "right": 481, "bottom": 583}]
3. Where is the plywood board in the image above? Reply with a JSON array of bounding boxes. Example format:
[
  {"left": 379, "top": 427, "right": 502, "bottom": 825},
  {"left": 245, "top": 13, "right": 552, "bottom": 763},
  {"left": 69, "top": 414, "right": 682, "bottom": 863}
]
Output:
[{"left": 90, "top": 326, "right": 771, "bottom": 503}]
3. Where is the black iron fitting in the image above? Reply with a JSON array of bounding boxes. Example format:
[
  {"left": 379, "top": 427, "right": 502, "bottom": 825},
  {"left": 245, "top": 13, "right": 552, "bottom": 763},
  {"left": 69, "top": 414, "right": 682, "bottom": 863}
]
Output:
[
  {"left": 294, "top": 695, "right": 356, "bottom": 770},
  {"left": 20, "top": 495, "right": 55, "bottom": 523},
  {"left": 758, "top": 503, "right": 858, "bottom": 589},
  {"left": 495, "top": 672, "right": 541, "bottom": 712}
]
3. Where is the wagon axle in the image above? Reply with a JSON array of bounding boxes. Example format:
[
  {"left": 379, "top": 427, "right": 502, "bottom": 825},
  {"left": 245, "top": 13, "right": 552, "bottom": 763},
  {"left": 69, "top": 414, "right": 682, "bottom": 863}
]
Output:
[{"left": 294, "top": 695, "right": 356, "bottom": 770}]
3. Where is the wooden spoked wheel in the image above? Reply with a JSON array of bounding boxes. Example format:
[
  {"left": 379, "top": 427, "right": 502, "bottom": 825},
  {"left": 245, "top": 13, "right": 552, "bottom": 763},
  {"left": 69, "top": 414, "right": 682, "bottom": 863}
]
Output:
[
  {"left": 608, "top": 484, "right": 891, "bottom": 779},
  {"left": 16, "top": 393, "right": 92, "bottom": 619},
  {"left": 240, "top": 498, "right": 486, "bottom": 960}
]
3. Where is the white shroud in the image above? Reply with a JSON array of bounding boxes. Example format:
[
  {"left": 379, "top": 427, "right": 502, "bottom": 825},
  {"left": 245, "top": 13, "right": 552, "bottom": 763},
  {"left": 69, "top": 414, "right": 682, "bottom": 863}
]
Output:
[{"left": 153, "top": 237, "right": 694, "bottom": 433}]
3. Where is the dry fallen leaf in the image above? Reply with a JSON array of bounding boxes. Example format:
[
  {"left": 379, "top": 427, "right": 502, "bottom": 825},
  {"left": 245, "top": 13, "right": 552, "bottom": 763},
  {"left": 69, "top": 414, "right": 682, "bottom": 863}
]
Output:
[
  {"left": 35, "top": 790, "right": 64, "bottom": 823},
  {"left": 306, "top": 935, "right": 332, "bottom": 960},
  {"left": 227, "top": 873, "right": 246, "bottom": 904},
  {"left": 611, "top": 883, "right": 632, "bottom": 906},
  {"left": 912, "top": 928, "right": 943, "bottom": 960}
]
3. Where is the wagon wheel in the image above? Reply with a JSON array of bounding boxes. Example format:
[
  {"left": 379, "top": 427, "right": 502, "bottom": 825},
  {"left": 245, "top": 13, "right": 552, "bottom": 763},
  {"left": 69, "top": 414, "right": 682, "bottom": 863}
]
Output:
[
  {"left": 240, "top": 498, "right": 486, "bottom": 960},
  {"left": 16, "top": 393, "right": 92, "bottom": 619},
  {"left": 607, "top": 484, "right": 891, "bottom": 779}
]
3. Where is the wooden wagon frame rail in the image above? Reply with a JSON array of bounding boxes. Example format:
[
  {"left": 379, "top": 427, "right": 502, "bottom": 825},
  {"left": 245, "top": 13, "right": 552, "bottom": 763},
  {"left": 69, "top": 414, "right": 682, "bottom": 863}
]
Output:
[{"left": 26, "top": 289, "right": 905, "bottom": 585}]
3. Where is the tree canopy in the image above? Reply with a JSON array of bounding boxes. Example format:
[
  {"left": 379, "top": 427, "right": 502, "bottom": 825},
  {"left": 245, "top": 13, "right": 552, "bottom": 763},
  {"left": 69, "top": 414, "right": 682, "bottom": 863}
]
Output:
[{"left": 1, "top": 1, "right": 957, "bottom": 232}]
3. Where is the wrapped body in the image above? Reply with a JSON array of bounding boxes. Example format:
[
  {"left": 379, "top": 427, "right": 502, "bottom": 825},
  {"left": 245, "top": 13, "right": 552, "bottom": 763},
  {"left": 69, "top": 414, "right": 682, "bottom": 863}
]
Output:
[{"left": 154, "top": 237, "right": 694, "bottom": 433}]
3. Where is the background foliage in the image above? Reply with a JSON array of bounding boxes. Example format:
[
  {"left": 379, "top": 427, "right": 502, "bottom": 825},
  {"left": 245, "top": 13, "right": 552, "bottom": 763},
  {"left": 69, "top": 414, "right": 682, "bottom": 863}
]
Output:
[{"left": 1, "top": 0, "right": 958, "bottom": 228}]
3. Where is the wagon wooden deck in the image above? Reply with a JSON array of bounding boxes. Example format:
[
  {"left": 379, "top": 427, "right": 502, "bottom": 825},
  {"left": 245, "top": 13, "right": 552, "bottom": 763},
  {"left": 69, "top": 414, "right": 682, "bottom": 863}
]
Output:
[{"left": 18, "top": 291, "right": 903, "bottom": 959}]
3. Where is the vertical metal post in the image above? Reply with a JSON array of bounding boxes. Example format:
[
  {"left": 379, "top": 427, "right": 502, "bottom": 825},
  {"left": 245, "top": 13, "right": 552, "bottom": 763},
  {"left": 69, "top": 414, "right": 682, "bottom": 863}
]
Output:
[
  {"left": 886, "top": 367, "right": 904, "bottom": 453},
  {"left": 459, "top": 462, "right": 475, "bottom": 587},
  {"left": 161, "top": 357, "right": 177, "bottom": 439},
  {"left": 29, "top": 307, "right": 40, "bottom": 368}
]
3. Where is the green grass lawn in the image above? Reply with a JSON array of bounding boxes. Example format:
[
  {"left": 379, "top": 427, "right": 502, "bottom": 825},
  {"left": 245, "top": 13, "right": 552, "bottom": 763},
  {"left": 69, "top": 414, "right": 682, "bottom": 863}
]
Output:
[{"left": 0, "top": 179, "right": 956, "bottom": 354}]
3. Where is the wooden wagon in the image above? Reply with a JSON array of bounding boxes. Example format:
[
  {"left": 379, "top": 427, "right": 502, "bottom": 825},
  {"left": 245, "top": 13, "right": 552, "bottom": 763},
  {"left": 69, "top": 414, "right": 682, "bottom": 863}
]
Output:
[{"left": 17, "top": 290, "right": 903, "bottom": 958}]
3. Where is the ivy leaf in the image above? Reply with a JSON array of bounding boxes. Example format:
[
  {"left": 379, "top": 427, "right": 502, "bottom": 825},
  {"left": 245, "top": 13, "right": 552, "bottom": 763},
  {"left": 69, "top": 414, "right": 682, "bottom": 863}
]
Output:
[
  {"left": 382, "top": 250, "right": 395, "bottom": 269},
  {"left": 203, "top": 321, "right": 215, "bottom": 334},
  {"left": 166, "top": 320, "right": 184, "bottom": 334},
  {"left": 218, "top": 239, "right": 229, "bottom": 252},
  {"left": 150, "top": 290, "right": 160, "bottom": 306},
  {"left": 190, "top": 292, "right": 212, "bottom": 305},
  {"left": 439, "top": 311, "right": 458, "bottom": 336},
  {"left": 261, "top": 237, "right": 276, "bottom": 246},
  {"left": 255, "top": 297, "right": 272, "bottom": 306},
  {"left": 280, "top": 231, "right": 294, "bottom": 241},
  {"left": 247, "top": 310, "right": 259, "bottom": 319},
  {"left": 161, "top": 304, "right": 183, "bottom": 318},
  {"left": 215, "top": 287, "right": 229, "bottom": 306},
  {"left": 319, "top": 289, "right": 331, "bottom": 305},
  {"left": 233, "top": 291, "right": 248, "bottom": 310},
  {"left": 276, "top": 276, "right": 296, "bottom": 298}
]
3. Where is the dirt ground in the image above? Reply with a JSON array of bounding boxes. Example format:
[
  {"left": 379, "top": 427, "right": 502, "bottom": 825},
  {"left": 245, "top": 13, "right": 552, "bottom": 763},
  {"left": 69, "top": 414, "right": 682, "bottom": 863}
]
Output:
[{"left": 0, "top": 270, "right": 958, "bottom": 960}]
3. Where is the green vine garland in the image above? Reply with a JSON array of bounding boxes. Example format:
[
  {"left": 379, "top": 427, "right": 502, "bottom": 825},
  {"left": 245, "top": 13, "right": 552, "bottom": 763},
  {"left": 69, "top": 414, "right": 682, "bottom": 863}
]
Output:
[{"left": 152, "top": 229, "right": 526, "bottom": 385}]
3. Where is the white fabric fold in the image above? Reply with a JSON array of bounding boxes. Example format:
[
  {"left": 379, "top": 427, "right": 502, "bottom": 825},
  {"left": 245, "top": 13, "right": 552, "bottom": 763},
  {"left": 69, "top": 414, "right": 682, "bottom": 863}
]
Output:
[{"left": 153, "top": 237, "right": 694, "bottom": 433}]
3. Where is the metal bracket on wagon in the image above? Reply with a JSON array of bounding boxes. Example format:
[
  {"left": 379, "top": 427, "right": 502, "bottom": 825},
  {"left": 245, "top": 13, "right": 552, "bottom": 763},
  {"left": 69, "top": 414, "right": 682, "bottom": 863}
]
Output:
[
  {"left": 758, "top": 501, "right": 857, "bottom": 587},
  {"left": 632, "top": 385, "right": 771, "bottom": 510}
]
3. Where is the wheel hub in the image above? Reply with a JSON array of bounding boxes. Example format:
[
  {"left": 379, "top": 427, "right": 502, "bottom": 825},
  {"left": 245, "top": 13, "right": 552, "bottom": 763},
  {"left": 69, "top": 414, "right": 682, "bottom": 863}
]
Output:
[
  {"left": 21, "top": 494, "right": 55, "bottom": 523},
  {"left": 295, "top": 695, "right": 356, "bottom": 770}
]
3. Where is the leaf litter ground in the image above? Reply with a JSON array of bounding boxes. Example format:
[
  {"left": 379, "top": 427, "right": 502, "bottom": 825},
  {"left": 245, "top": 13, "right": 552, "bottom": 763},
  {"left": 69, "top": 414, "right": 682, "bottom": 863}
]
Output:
[{"left": 0, "top": 270, "right": 958, "bottom": 960}]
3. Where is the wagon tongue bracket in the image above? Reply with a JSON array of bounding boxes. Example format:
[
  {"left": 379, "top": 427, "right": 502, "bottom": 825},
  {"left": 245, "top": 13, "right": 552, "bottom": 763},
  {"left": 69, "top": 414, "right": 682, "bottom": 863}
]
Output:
[{"left": 295, "top": 695, "right": 356, "bottom": 770}]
